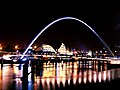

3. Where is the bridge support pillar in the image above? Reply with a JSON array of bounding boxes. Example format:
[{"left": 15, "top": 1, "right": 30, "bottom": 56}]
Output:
[
  {"left": 98, "top": 61, "right": 101, "bottom": 71},
  {"left": 107, "top": 61, "right": 111, "bottom": 70},
  {"left": 22, "top": 61, "right": 28, "bottom": 90},
  {"left": 1, "top": 59, "right": 3, "bottom": 69},
  {"left": 102, "top": 61, "right": 105, "bottom": 71},
  {"left": 22, "top": 61, "right": 28, "bottom": 82},
  {"left": 31, "top": 60, "right": 35, "bottom": 83}
]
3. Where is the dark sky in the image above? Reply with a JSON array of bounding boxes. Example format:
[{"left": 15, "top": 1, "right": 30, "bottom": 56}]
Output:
[{"left": 0, "top": 2, "right": 120, "bottom": 50}]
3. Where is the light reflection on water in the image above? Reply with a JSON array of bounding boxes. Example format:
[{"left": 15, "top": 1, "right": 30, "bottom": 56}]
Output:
[{"left": 0, "top": 62, "right": 120, "bottom": 90}]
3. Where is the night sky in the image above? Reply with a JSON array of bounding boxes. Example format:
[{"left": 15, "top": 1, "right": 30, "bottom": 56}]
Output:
[{"left": 0, "top": 2, "right": 120, "bottom": 50}]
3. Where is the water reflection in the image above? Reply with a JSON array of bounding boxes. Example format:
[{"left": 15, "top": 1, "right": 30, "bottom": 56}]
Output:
[{"left": 0, "top": 62, "right": 120, "bottom": 89}]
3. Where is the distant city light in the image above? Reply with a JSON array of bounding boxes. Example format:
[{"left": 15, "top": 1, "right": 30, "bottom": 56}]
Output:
[
  {"left": 95, "top": 51, "right": 98, "bottom": 53},
  {"left": 100, "top": 50, "right": 102, "bottom": 53},
  {"left": 34, "top": 45, "right": 37, "bottom": 49},
  {"left": 105, "top": 51, "right": 107, "bottom": 53},
  {"left": 15, "top": 45, "right": 18, "bottom": 50}
]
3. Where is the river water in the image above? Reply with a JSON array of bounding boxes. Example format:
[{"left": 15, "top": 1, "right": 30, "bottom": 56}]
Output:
[{"left": 0, "top": 61, "right": 120, "bottom": 90}]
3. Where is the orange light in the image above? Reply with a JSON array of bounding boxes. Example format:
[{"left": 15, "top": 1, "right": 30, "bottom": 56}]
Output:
[
  {"left": 34, "top": 45, "right": 37, "bottom": 49},
  {"left": 0, "top": 44, "right": 2, "bottom": 50},
  {"left": 15, "top": 45, "right": 18, "bottom": 49}
]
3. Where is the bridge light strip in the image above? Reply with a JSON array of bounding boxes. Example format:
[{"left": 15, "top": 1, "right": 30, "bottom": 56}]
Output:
[{"left": 20, "top": 17, "right": 114, "bottom": 60}]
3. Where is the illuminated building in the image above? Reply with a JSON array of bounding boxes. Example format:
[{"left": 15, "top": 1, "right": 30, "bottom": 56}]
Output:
[
  {"left": 42, "top": 44, "right": 56, "bottom": 53},
  {"left": 39, "top": 43, "right": 73, "bottom": 55},
  {"left": 58, "top": 43, "right": 66, "bottom": 54}
]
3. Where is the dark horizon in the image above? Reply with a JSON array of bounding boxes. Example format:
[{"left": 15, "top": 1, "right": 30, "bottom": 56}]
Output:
[{"left": 0, "top": 3, "right": 120, "bottom": 51}]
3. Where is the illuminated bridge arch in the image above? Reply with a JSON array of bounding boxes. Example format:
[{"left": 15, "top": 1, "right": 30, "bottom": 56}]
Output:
[{"left": 20, "top": 17, "right": 114, "bottom": 59}]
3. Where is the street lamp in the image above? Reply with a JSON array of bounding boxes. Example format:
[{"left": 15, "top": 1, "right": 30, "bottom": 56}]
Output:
[
  {"left": 34, "top": 45, "right": 37, "bottom": 49},
  {"left": 15, "top": 45, "right": 18, "bottom": 50}
]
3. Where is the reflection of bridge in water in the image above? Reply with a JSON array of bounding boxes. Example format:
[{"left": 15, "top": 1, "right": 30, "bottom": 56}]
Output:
[
  {"left": 35, "top": 64, "right": 120, "bottom": 89},
  {"left": 0, "top": 61, "right": 120, "bottom": 89},
  {"left": 0, "top": 55, "right": 120, "bottom": 89}
]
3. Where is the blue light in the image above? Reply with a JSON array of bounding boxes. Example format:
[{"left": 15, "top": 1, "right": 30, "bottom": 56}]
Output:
[
  {"left": 28, "top": 50, "right": 31, "bottom": 54},
  {"left": 22, "top": 57, "right": 27, "bottom": 61},
  {"left": 20, "top": 17, "right": 114, "bottom": 60}
]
